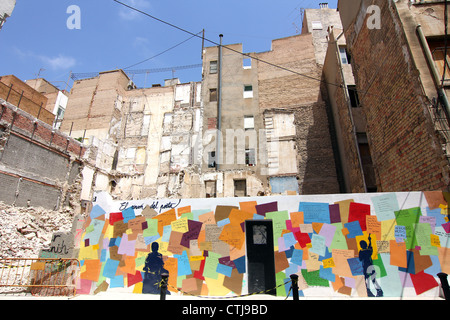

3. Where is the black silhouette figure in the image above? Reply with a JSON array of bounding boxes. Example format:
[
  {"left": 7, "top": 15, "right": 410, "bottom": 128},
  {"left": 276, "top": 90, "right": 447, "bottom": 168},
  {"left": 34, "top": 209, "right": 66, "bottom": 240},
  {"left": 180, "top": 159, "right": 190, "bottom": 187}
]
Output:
[
  {"left": 142, "top": 242, "right": 170, "bottom": 294},
  {"left": 359, "top": 234, "right": 383, "bottom": 297}
]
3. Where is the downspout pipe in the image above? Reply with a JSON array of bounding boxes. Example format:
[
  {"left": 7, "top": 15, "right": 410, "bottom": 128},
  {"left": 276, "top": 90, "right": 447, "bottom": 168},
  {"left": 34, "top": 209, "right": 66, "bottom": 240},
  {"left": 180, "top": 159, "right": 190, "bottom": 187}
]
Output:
[
  {"left": 334, "top": 31, "right": 367, "bottom": 192},
  {"left": 216, "top": 34, "right": 223, "bottom": 171},
  {"left": 417, "top": 24, "right": 450, "bottom": 122}
]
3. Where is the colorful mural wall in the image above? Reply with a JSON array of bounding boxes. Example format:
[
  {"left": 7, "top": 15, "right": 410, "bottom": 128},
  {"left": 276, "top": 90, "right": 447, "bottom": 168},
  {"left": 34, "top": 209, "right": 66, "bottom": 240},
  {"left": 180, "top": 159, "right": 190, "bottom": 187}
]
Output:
[{"left": 76, "top": 191, "right": 450, "bottom": 298}]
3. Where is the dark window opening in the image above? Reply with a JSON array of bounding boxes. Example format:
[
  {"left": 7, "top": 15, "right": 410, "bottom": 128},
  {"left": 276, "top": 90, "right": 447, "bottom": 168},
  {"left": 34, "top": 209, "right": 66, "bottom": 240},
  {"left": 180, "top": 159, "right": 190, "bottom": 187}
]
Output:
[{"left": 348, "top": 85, "right": 360, "bottom": 108}]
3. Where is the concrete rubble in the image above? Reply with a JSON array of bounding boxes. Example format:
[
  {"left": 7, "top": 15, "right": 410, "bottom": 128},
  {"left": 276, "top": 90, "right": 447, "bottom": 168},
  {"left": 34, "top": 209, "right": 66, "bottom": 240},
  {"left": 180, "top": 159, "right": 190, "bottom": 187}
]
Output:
[{"left": 0, "top": 201, "right": 75, "bottom": 259}]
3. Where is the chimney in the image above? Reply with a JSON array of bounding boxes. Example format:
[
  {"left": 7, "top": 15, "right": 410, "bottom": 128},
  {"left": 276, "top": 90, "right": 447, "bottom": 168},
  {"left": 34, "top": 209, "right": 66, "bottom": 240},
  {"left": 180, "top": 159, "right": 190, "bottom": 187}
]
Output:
[{"left": 319, "top": 3, "right": 328, "bottom": 9}]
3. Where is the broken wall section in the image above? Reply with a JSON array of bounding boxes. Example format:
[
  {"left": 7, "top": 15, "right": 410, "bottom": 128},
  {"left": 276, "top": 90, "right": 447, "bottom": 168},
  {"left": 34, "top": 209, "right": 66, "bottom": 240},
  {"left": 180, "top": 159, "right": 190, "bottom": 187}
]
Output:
[
  {"left": 0, "top": 99, "right": 85, "bottom": 210},
  {"left": 159, "top": 82, "right": 203, "bottom": 199},
  {"left": 79, "top": 78, "right": 204, "bottom": 202}
]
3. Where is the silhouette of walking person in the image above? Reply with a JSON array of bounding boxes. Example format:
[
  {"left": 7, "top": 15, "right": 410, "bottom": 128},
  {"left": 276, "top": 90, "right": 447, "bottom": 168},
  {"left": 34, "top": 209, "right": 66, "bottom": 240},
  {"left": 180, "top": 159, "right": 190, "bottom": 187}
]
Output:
[
  {"left": 359, "top": 234, "right": 383, "bottom": 297},
  {"left": 142, "top": 242, "right": 170, "bottom": 294}
]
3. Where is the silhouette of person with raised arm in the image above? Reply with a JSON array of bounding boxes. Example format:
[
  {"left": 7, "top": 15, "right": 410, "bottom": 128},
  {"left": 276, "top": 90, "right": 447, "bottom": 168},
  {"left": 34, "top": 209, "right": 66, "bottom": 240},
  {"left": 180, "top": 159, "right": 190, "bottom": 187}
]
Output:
[
  {"left": 359, "top": 234, "right": 383, "bottom": 297},
  {"left": 142, "top": 242, "right": 169, "bottom": 294}
]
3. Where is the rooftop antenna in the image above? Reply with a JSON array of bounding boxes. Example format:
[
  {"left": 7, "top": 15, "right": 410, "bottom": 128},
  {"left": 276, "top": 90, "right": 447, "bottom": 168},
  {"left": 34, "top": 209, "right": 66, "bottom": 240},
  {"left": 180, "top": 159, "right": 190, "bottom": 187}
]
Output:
[{"left": 36, "top": 68, "right": 45, "bottom": 78}]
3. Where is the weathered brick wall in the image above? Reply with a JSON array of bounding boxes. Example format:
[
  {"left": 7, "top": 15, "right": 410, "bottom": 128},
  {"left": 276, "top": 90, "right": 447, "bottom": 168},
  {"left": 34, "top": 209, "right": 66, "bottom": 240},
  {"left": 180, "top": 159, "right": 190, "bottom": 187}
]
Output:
[
  {"left": 256, "top": 34, "right": 322, "bottom": 111},
  {"left": 294, "top": 102, "right": 341, "bottom": 195},
  {"left": 256, "top": 34, "right": 340, "bottom": 194},
  {"left": 0, "top": 100, "right": 85, "bottom": 209},
  {"left": 61, "top": 70, "right": 129, "bottom": 134},
  {"left": 345, "top": 0, "right": 450, "bottom": 191},
  {"left": 0, "top": 77, "right": 55, "bottom": 126}
]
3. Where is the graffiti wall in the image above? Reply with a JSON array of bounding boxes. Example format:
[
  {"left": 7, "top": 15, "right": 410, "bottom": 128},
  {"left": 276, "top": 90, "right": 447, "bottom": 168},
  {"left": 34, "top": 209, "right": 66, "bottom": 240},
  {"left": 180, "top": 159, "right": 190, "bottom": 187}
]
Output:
[{"left": 76, "top": 191, "right": 450, "bottom": 298}]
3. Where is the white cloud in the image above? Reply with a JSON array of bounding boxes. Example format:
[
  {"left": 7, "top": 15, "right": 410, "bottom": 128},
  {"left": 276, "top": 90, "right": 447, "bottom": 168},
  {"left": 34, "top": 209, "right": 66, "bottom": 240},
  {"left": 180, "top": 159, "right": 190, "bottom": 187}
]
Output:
[
  {"left": 39, "top": 54, "right": 77, "bottom": 70},
  {"left": 13, "top": 48, "right": 76, "bottom": 71},
  {"left": 118, "top": 0, "right": 151, "bottom": 21},
  {"left": 133, "top": 36, "right": 149, "bottom": 47}
]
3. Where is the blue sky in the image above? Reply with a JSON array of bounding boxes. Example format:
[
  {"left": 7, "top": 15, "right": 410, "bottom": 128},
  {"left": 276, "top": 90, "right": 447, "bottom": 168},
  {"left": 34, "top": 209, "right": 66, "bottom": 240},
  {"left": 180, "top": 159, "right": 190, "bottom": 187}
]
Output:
[{"left": 0, "top": 0, "right": 338, "bottom": 90}]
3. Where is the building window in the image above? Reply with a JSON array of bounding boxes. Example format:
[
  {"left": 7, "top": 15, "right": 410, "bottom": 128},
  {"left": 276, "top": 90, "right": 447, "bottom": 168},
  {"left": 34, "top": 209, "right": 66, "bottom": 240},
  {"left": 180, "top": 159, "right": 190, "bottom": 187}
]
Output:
[
  {"left": 210, "top": 60, "right": 218, "bottom": 74},
  {"left": 208, "top": 151, "right": 216, "bottom": 168},
  {"left": 244, "top": 85, "right": 253, "bottom": 98},
  {"left": 210, "top": 88, "right": 217, "bottom": 102},
  {"left": 339, "top": 46, "right": 351, "bottom": 64},
  {"left": 246, "top": 148, "right": 256, "bottom": 166},
  {"left": 428, "top": 40, "right": 450, "bottom": 84},
  {"left": 56, "top": 106, "right": 65, "bottom": 120},
  {"left": 311, "top": 21, "right": 323, "bottom": 30},
  {"left": 244, "top": 115, "right": 254, "bottom": 130},
  {"left": 205, "top": 180, "right": 216, "bottom": 198},
  {"left": 234, "top": 179, "right": 247, "bottom": 197},
  {"left": 347, "top": 85, "right": 360, "bottom": 108},
  {"left": 243, "top": 58, "right": 252, "bottom": 69}
]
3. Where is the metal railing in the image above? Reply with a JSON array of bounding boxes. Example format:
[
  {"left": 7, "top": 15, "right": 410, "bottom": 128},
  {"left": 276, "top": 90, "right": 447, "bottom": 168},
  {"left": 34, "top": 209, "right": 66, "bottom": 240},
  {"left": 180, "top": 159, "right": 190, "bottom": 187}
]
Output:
[{"left": 0, "top": 258, "right": 80, "bottom": 297}]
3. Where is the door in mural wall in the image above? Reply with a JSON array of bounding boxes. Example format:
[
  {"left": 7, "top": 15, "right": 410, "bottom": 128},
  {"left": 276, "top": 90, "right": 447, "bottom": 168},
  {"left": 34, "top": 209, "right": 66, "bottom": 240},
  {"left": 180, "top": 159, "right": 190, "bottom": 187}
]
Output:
[{"left": 245, "top": 220, "right": 276, "bottom": 295}]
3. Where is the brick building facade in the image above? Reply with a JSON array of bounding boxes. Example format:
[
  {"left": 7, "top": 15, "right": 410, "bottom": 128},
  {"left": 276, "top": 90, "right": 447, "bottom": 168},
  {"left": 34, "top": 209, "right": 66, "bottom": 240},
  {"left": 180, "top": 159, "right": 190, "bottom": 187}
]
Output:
[{"left": 336, "top": 0, "right": 450, "bottom": 191}]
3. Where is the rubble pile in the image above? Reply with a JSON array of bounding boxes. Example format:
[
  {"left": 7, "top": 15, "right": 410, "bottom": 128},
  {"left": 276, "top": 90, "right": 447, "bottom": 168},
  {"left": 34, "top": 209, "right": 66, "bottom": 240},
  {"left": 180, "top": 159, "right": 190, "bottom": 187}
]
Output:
[{"left": 0, "top": 202, "right": 76, "bottom": 259}]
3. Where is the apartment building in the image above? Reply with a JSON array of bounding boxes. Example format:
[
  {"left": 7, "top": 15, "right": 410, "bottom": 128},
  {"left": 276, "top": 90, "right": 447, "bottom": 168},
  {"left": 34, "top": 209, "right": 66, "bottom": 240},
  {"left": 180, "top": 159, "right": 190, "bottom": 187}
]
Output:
[
  {"left": 0, "top": 75, "right": 58, "bottom": 126},
  {"left": 201, "top": 31, "right": 340, "bottom": 197},
  {"left": 25, "top": 78, "right": 69, "bottom": 130},
  {"left": 0, "top": 0, "right": 15, "bottom": 31}
]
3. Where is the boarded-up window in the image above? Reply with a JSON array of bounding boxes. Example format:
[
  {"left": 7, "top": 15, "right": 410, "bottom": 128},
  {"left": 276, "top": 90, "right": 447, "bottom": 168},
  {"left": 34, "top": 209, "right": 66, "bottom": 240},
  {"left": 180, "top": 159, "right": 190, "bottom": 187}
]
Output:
[{"left": 210, "top": 61, "right": 218, "bottom": 74}]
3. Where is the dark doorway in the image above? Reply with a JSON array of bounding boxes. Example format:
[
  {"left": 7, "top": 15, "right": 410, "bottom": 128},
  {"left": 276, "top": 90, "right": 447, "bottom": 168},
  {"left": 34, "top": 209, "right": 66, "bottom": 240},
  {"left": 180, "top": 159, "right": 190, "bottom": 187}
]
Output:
[
  {"left": 245, "top": 220, "right": 276, "bottom": 295},
  {"left": 234, "top": 179, "right": 247, "bottom": 197}
]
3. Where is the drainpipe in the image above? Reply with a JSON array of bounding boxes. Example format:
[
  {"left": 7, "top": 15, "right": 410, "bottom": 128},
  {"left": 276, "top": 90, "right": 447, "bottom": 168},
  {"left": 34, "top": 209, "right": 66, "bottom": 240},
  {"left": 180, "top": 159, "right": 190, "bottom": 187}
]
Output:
[
  {"left": 334, "top": 31, "right": 367, "bottom": 192},
  {"left": 417, "top": 24, "right": 450, "bottom": 123},
  {"left": 216, "top": 34, "right": 223, "bottom": 171}
]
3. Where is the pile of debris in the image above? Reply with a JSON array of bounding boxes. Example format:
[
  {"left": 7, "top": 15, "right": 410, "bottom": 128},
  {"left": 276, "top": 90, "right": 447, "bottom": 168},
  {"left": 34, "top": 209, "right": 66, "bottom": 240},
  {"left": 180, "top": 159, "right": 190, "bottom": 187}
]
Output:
[{"left": 0, "top": 202, "right": 76, "bottom": 259}]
